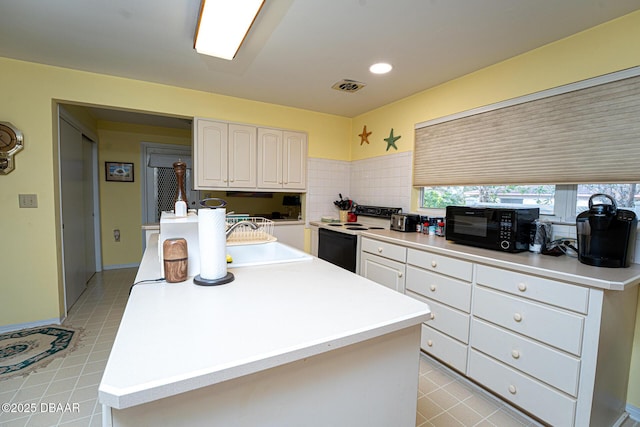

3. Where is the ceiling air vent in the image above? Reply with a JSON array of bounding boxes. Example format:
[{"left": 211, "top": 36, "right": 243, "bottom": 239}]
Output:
[{"left": 331, "top": 79, "right": 366, "bottom": 93}]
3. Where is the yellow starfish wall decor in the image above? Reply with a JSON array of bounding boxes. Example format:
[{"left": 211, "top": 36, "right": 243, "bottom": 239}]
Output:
[
  {"left": 359, "top": 125, "right": 371, "bottom": 145},
  {"left": 384, "top": 128, "right": 401, "bottom": 151}
]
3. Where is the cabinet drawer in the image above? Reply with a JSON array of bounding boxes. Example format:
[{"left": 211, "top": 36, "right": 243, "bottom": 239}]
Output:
[
  {"left": 421, "top": 325, "right": 468, "bottom": 374},
  {"left": 406, "top": 265, "right": 471, "bottom": 312},
  {"left": 476, "top": 264, "right": 589, "bottom": 314},
  {"left": 468, "top": 349, "right": 576, "bottom": 427},
  {"left": 407, "top": 291, "right": 470, "bottom": 344},
  {"left": 407, "top": 249, "right": 472, "bottom": 282},
  {"left": 471, "top": 318, "right": 580, "bottom": 396},
  {"left": 361, "top": 237, "right": 407, "bottom": 263},
  {"left": 473, "top": 286, "right": 584, "bottom": 356}
]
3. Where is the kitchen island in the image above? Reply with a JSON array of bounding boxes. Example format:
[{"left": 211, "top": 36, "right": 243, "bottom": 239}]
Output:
[{"left": 99, "top": 234, "right": 431, "bottom": 426}]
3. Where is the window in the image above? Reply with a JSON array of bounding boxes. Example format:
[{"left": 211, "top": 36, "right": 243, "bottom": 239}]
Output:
[
  {"left": 577, "top": 184, "right": 640, "bottom": 216},
  {"left": 421, "top": 183, "right": 640, "bottom": 222},
  {"left": 422, "top": 185, "right": 555, "bottom": 215}
]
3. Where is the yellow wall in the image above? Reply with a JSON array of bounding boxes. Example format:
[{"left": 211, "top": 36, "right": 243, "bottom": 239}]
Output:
[
  {"left": 350, "top": 10, "right": 640, "bottom": 408},
  {"left": 1, "top": 7, "right": 640, "bottom": 408},
  {"left": 97, "top": 122, "right": 192, "bottom": 266},
  {"left": 0, "top": 58, "right": 350, "bottom": 328}
]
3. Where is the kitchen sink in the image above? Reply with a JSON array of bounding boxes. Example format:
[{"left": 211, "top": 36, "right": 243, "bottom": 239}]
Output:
[{"left": 226, "top": 242, "right": 312, "bottom": 268}]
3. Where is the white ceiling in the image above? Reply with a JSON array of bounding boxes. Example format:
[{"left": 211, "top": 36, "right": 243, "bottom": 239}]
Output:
[{"left": 1, "top": 0, "right": 639, "bottom": 125}]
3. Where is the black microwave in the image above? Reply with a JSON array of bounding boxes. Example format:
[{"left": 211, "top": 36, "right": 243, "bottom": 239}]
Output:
[{"left": 445, "top": 206, "right": 539, "bottom": 252}]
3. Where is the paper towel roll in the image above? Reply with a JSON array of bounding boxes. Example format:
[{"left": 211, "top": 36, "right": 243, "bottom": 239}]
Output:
[{"left": 198, "top": 207, "right": 227, "bottom": 280}]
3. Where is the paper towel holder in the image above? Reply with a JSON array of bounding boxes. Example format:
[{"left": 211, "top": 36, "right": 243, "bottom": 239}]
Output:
[{"left": 194, "top": 198, "right": 235, "bottom": 286}]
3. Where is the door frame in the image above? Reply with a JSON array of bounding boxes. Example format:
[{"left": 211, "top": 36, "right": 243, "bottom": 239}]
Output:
[
  {"left": 57, "top": 105, "right": 102, "bottom": 314},
  {"left": 140, "top": 142, "right": 194, "bottom": 245}
]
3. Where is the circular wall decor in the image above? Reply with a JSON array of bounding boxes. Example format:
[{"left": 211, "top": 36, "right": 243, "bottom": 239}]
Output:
[{"left": 0, "top": 121, "right": 24, "bottom": 174}]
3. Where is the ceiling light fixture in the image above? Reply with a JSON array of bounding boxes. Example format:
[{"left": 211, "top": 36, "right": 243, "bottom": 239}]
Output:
[
  {"left": 194, "top": 0, "right": 265, "bottom": 60},
  {"left": 369, "top": 62, "right": 393, "bottom": 74}
]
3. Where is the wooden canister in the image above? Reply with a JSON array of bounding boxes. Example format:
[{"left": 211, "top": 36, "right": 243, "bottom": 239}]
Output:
[{"left": 163, "top": 238, "right": 188, "bottom": 283}]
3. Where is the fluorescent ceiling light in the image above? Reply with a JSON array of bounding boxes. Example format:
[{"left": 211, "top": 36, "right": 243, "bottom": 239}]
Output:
[
  {"left": 369, "top": 62, "right": 393, "bottom": 74},
  {"left": 195, "top": 0, "right": 265, "bottom": 60}
]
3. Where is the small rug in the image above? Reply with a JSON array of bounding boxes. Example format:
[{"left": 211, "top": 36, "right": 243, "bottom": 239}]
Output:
[{"left": 0, "top": 325, "right": 82, "bottom": 381}]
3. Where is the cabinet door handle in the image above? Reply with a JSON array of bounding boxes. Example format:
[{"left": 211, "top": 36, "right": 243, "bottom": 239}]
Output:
[
  {"left": 431, "top": 260, "right": 437, "bottom": 268},
  {"left": 508, "top": 385, "right": 517, "bottom": 395},
  {"left": 377, "top": 247, "right": 383, "bottom": 253},
  {"left": 430, "top": 284, "right": 436, "bottom": 292},
  {"left": 230, "top": 178, "right": 234, "bottom": 182},
  {"left": 518, "top": 282, "right": 527, "bottom": 292},
  {"left": 513, "top": 313, "right": 523, "bottom": 322},
  {"left": 398, "top": 272, "right": 403, "bottom": 278},
  {"left": 427, "top": 340, "right": 433, "bottom": 347},
  {"left": 511, "top": 350, "right": 520, "bottom": 359},
  {"left": 430, "top": 313, "right": 435, "bottom": 320}
]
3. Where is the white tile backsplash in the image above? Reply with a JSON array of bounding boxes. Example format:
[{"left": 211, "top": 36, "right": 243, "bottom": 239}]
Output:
[
  {"left": 306, "top": 152, "right": 413, "bottom": 222},
  {"left": 306, "top": 158, "right": 351, "bottom": 222}
]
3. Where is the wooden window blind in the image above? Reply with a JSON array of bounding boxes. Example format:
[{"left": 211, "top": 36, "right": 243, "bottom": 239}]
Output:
[{"left": 414, "top": 70, "right": 640, "bottom": 186}]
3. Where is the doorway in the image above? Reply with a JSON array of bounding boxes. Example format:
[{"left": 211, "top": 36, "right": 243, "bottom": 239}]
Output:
[
  {"left": 58, "top": 108, "right": 100, "bottom": 313},
  {"left": 141, "top": 142, "right": 196, "bottom": 225}
]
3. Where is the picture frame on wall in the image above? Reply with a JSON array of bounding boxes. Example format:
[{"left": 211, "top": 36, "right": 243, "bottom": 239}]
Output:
[{"left": 105, "top": 162, "right": 134, "bottom": 182}]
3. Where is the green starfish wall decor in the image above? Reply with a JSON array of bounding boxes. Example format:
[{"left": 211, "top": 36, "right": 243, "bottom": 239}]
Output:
[{"left": 384, "top": 128, "right": 401, "bottom": 151}]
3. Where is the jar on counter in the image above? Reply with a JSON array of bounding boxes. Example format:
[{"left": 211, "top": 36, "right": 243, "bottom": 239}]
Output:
[{"left": 428, "top": 218, "right": 437, "bottom": 235}]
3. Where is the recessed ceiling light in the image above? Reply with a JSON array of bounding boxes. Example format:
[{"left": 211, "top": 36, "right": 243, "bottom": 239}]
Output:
[{"left": 369, "top": 63, "right": 393, "bottom": 74}]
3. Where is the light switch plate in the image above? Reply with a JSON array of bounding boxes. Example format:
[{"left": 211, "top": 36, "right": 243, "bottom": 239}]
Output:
[{"left": 18, "top": 194, "right": 38, "bottom": 208}]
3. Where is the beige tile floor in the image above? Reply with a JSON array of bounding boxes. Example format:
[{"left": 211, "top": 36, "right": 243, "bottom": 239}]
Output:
[{"left": 1, "top": 268, "right": 638, "bottom": 427}]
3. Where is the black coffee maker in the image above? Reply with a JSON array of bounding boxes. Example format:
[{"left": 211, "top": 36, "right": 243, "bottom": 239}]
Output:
[{"left": 576, "top": 194, "right": 637, "bottom": 268}]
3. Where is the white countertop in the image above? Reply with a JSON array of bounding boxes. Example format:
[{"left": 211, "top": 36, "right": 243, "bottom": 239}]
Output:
[
  {"left": 99, "top": 235, "right": 431, "bottom": 410},
  {"left": 361, "top": 230, "right": 640, "bottom": 291}
]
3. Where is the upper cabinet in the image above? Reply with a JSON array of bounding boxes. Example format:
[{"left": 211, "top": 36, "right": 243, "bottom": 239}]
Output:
[
  {"left": 257, "top": 128, "right": 307, "bottom": 190},
  {"left": 194, "top": 119, "right": 256, "bottom": 189},
  {"left": 194, "top": 117, "right": 307, "bottom": 191}
]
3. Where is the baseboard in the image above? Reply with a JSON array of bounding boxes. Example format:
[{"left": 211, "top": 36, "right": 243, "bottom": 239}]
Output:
[
  {"left": 103, "top": 263, "right": 139, "bottom": 270},
  {"left": 627, "top": 403, "right": 640, "bottom": 422},
  {"left": 0, "top": 318, "right": 63, "bottom": 334}
]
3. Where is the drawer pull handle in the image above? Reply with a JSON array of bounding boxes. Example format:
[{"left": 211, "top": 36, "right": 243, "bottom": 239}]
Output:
[
  {"left": 430, "top": 285, "right": 436, "bottom": 292},
  {"left": 398, "top": 272, "right": 403, "bottom": 278},
  {"left": 378, "top": 247, "right": 383, "bottom": 253},
  {"left": 427, "top": 340, "right": 433, "bottom": 347},
  {"left": 513, "top": 313, "right": 523, "bottom": 322},
  {"left": 518, "top": 283, "right": 527, "bottom": 292},
  {"left": 430, "top": 313, "right": 435, "bottom": 320},
  {"left": 431, "top": 260, "right": 437, "bottom": 268},
  {"left": 508, "top": 385, "right": 517, "bottom": 395},
  {"left": 511, "top": 350, "right": 520, "bottom": 359}
]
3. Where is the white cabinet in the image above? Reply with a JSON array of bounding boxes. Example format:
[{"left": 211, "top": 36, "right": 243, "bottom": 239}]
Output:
[
  {"left": 194, "top": 119, "right": 256, "bottom": 189},
  {"left": 469, "top": 264, "right": 638, "bottom": 427},
  {"left": 272, "top": 223, "right": 304, "bottom": 251},
  {"left": 360, "top": 237, "right": 406, "bottom": 293},
  {"left": 257, "top": 128, "right": 307, "bottom": 190},
  {"left": 405, "top": 248, "right": 472, "bottom": 374},
  {"left": 358, "top": 236, "right": 639, "bottom": 426}
]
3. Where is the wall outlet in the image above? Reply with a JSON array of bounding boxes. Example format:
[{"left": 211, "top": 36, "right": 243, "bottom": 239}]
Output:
[
  {"left": 114, "top": 229, "right": 121, "bottom": 242},
  {"left": 18, "top": 194, "right": 38, "bottom": 208}
]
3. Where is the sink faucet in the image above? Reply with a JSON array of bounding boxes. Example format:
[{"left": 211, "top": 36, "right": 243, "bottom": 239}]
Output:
[{"left": 226, "top": 221, "right": 259, "bottom": 239}]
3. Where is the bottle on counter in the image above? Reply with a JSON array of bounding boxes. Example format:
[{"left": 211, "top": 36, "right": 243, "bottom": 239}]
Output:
[{"left": 436, "top": 220, "right": 446, "bottom": 237}]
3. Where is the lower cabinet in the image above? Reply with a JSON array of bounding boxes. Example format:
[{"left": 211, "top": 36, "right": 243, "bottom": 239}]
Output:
[
  {"left": 360, "top": 252, "right": 406, "bottom": 293},
  {"left": 360, "top": 237, "right": 406, "bottom": 293},
  {"left": 359, "top": 236, "right": 639, "bottom": 427},
  {"left": 405, "top": 248, "right": 472, "bottom": 375}
]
